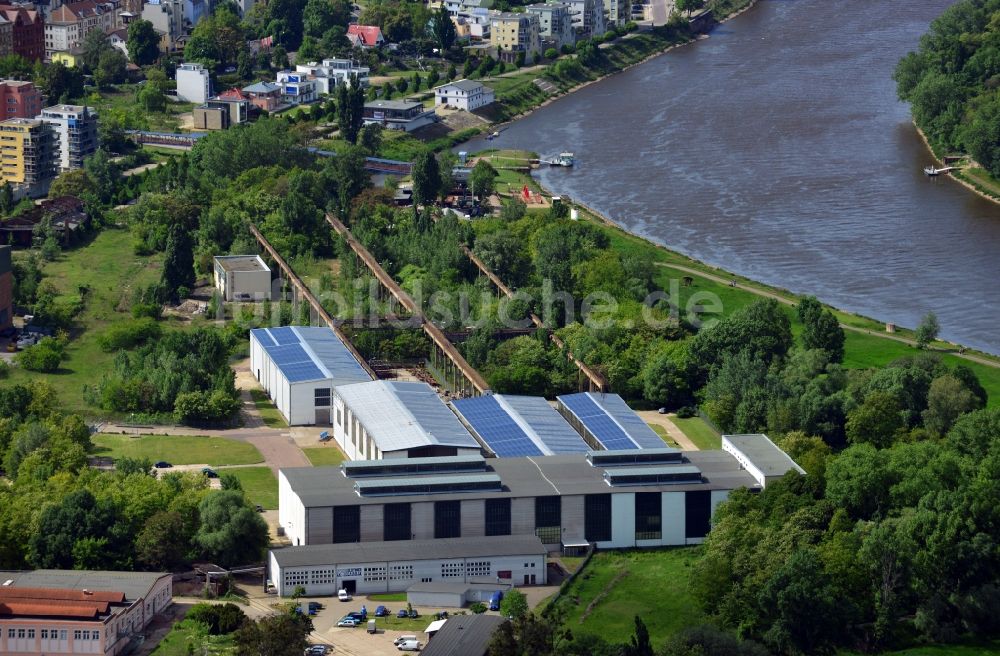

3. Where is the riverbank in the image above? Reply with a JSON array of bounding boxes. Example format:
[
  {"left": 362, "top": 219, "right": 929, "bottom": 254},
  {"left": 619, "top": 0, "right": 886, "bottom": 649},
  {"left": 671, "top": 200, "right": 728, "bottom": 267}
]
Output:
[{"left": 913, "top": 122, "right": 1000, "bottom": 205}]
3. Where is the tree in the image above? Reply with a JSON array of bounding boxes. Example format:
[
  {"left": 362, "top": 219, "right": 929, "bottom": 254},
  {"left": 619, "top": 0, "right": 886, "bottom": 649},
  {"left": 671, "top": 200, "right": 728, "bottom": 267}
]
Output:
[
  {"left": 29, "top": 489, "right": 128, "bottom": 570},
  {"left": 335, "top": 77, "right": 365, "bottom": 144},
  {"left": 234, "top": 612, "right": 312, "bottom": 656},
  {"left": 303, "top": 0, "right": 347, "bottom": 39},
  {"left": 411, "top": 150, "right": 441, "bottom": 212},
  {"left": 137, "top": 83, "right": 166, "bottom": 112},
  {"left": 690, "top": 298, "right": 793, "bottom": 373},
  {"left": 469, "top": 159, "right": 497, "bottom": 201},
  {"left": 499, "top": 589, "right": 528, "bottom": 620},
  {"left": 433, "top": 4, "right": 457, "bottom": 51},
  {"left": 193, "top": 490, "right": 269, "bottom": 567},
  {"left": 187, "top": 602, "right": 247, "bottom": 635},
  {"left": 237, "top": 48, "right": 254, "bottom": 80},
  {"left": 845, "top": 390, "right": 904, "bottom": 448},
  {"left": 127, "top": 20, "right": 160, "bottom": 66},
  {"left": 359, "top": 122, "right": 382, "bottom": 155},
  {"left": 915, "top": 311, "right": 939, "bottom": 348},
  {"left": 0, "top": 182, "right": 13, "bottom": 214},
  {"left": 136, "top": 510, "right": 193, "bottom": 570},
  {"left": 675, "top": 0, "right": 705, "bottom": 15},
  {"left": 798, "top": 296, "right": 845, "bottom": 363},
  {"left": 922, "top": 374, "right": 981, "bottom": 437},
  {"left": 161, "top": 223, "right": 195, "bottom": 301},
  {"left": 82, "top": 28, "right": 112, "bottom": 71},
  {"left": 272, "top": 44, "right": 289, "bottom": 70},
  {"left": 94, "top": 49, "right": 127, "bottom": 89},
  {"left": 620, "top": 616, "right": 654, "bottom": 656}
]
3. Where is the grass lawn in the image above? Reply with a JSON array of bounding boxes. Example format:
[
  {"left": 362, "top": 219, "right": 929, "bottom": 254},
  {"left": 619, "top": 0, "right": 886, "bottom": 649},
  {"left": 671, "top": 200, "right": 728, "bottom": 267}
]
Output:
[
  {"left": 150, "top": 619, "right": 235, "bottom": 655},
  {"left": 225, "top": 466, "right": 278, "bottom": 509},
  {"left": 367, "top": 593, "right": 408, "bottom": 602},
  {"left": 647, "top": 423, "right": 680, "bottom": 448},
  {"left": 92, "top": 434, "right": 264, "bottom": 466},
  {"left": 550, "top": 548, "right": 704, "bottom": 645},
  {"left": 249, "top": 389, "right": 288, "bottom": 429},
  {"left": 302, "top": 446, "right": 347, "bottom": 467},
  {"left": 671, "top": 416, "right": 721, "bottom": 450},
  {"left": 5, "top": 228, "right": 169, "bottom": 416}
]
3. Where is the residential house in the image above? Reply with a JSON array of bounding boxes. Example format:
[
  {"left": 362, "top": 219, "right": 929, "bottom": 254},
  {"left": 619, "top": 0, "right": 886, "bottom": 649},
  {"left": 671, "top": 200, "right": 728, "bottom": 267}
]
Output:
[
  {"left": 0, "top": 6, "right": 45, "bottom": 61},
  {"left": 175, "top": 62, "right": 211, "bottom": 103},
  {"left": 525, "top": 2, "right": 576, "bottom": 49},
  {"left": 0, "top": 195, "right": 88, "bottom": 246},
  {"left": 0, "top": 569, "right": 172, "bottom": 656},
  {"left": 490, "top": 12, "right": 540, "bottom": 62},
  {"left": 194, "top": 89, "right": 252, "bottom": 130},
  {"left": 0, "top": 244, "right": 11, "bottom": 331},
  {"left": 50, "top": 49, "right": 82, "bottom": 67},
  {"left": 45, "top": 0, "right": 122, "bottom": 62},
  {"left": 362, "top": 99, "right": 437, "bottom": 132},
  {"left": 0, "top": 15, "right": 12, "bottom": 57},
  {"left": 444, "top": 0, "right": 492, "bottom": 16},
  {"left": 453, "top": 8, "right": 491, "bottom": 41},
  {"left": 346, "top": 24, "right": 384, "bottom": 48},
  {"left": 140, "top": 0, "right": 184, "bottom": 52},
  {"left": 433, "top": 78, "right": 494, "bottom": 111},
  {"left": 36, "top": 104, "right": 99, "bottom": 171},
  {"left": 108, "top": 26, "right": 127, "bottom": 57},
  {"left": 563, "top": 0, "right": 605, "bottom": 38},
  {"left": 242, "top": 81, "right": 282, "bottom": 112},
  {"left": 295, "top": 58, "right": 370, "bottom": 95},
  {"left": 0, "top": 118, "right": 58, "bottom": 196},
  {"left": 276, "top": 70, "right": 317, "bottom": 105},
  {"left": 0, "top": 80, "right": 42, "bottom": 120}
]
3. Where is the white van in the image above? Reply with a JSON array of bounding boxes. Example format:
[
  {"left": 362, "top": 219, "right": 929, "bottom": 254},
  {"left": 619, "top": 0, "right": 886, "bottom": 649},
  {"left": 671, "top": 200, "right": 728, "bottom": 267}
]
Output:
[
  {"left": 337, "top": 589, "right": 352, "bottom": 602},
  {"left": 393, "top": 635, "right": 417, "bottom": 646},
  {"left": 397, "top": 640, "right": 422, "bottom": 652}
]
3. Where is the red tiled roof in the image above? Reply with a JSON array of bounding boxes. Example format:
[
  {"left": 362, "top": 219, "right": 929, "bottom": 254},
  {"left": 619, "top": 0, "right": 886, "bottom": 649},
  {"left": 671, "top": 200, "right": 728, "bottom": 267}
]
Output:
[
  {"left": 0, "top": 600, "right": 108, "bottom": 619},
  {"left": 347, "top": 25, "right": 383, "bottom": 46},
  {"left": 218, "top": 87, "right": 249, "bottom": 101},
  {"left": 51, "top": 0, "right": 104, "bottom": 21},
  {"left": 0, "top": 587, "right": 125, "bottom": 603}
]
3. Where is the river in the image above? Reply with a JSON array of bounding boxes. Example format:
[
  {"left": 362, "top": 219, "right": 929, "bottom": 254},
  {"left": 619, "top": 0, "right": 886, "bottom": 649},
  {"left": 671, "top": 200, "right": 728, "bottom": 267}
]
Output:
[{"left": 464, "top": 0, "right": 1000, "bottom": 354}]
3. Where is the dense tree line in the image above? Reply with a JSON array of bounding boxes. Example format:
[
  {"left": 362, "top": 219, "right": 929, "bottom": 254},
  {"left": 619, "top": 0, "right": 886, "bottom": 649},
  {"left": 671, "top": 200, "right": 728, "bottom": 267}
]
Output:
[
  {"left": 0, "top": 384, "right": 268, "bottom": 570},
  {"left": 896, "top": 0, "right": 1000, "bottom": 176}
]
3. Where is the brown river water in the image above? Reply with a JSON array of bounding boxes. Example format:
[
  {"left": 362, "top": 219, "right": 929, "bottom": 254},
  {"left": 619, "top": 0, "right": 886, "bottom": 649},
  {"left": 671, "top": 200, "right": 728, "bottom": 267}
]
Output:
[{"left": 463, "top": 0, "right": 1000, "bottom": 354}]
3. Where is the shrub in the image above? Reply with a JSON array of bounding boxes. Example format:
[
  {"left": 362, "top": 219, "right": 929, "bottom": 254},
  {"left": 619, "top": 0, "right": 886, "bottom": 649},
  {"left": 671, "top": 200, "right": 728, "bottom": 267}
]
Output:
[
  {"left": 15, "top": 337, "right": 65, "bottom": 372},
  {"left": 174, "top": 389, "right": 241, "bottom": 423},
  {"left": 676, "top": 405, "right": 697, "bottom": 419},
  {"left": 470, "top": 602, "right": 487, "bottom": 614},
  {"left": 97, "top": 317, "right": 162, "bottom": 352},
  {"left": 186, "top": 603, "right": 247, "bottom": 635},
  {"left": 544, "top": 48, "right": 559, "bottom": 60}
]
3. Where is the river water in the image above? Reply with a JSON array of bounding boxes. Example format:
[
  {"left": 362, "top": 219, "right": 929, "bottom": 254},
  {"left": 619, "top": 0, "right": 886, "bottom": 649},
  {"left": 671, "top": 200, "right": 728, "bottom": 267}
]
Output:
[{"left": 464, "top": 0, "right": 1000, "bottom": 354}]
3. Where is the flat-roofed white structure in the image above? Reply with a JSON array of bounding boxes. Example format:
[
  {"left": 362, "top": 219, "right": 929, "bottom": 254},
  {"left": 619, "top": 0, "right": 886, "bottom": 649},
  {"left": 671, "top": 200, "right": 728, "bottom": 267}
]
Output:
[
  {"left": 722, "top": 434, "right": 805, "bottom": 488},
  {"left": 250, "top": 326, "right": 373, "bottom": 426},
  {"left": 332, "top": 380, "right": 481, "bottom": 460},
  {"left": 213, "top": 255, "right": 271, "bottom": 301}
]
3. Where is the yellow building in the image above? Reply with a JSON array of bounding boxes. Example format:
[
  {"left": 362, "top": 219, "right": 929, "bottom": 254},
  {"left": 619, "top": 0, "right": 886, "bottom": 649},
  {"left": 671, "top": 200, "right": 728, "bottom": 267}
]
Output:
[
  {"left": 0, "top": 118, "right": 58, "bottom": 186},
  {"left": 50, "top": 51, "right": 82, "bottom": 68},
  {"left": 490, "top": 12, "right": 541, "bottom": 61}
]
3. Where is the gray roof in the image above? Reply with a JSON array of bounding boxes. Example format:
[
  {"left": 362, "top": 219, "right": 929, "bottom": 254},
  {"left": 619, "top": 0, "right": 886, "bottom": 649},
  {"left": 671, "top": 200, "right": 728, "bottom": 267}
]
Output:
[
  {"left": 250, "top": 326, "right": 372, "bottom": 385},
  {"left": 365, "top": 99, "right": 424, "bottom": 111},
  {"left": 214, "top": 254, "right": 268, "bottom": 272},
  {"left": 557, "top": 392, "right": 665, "bottom": 450},
  {"left": 334, "top": 381, "right": 479, "bottom": 452},
  {"left": 723, "top": 434, "right": 806, "bottom": 478},
  {"left": 271, "top": 535, "right": 546, "bottom": 569},
  {"left": 421, "top": 615, "right": 507, "bottom": 656},
  {"left": 281, "top": 449, "right": 759, "bottom": 508},
  {"left": 0, "top": 570, "right": 169, "bottom": 601},
  {"left": 436, "top": 78, "right": 489, "bottom": 93},
  {"left": 452, "top": 394, "right": 589, "bottom": 456},
  {"left": 405, "top": 582, "right": 505, "bottom": 594},
  {"left": 243, "top": 81, "right": 281, "bottom": 93}
]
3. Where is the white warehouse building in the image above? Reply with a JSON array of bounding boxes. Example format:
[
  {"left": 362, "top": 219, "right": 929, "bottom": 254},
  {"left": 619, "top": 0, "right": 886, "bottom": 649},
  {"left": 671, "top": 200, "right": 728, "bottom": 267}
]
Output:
[
  {"left": 331, "top": 380, "right": 482, "bottom": 460},
  {"left": 268, "top": 535, "right": 546, "bottom": 597},
  {"left": 249, "top": 326, "right": 374, "bottom": 426},
  {"left": 722, "top": 433, "right": 806, "bottom": 488}
]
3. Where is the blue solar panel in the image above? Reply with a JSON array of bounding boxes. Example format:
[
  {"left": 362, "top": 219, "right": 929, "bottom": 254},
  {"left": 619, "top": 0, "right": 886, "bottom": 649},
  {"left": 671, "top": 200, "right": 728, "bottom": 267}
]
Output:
[
  {"left": 453, "top": 396, "right": 543, "bottom": 458},
  {"left": 267, "top": 344, "right": 310, "bottom": 366},
  {"left": 558, "top": 393, "right": 638, "bottom": 450},
  {"left": 285, "top": 362, "right": 326, "bottom": 382},
  {"left": 251, "top": 328, "right": 276, "bottom": 347},
  {"left": 268, "top": 326, "right": 298, "bottom": 345}
]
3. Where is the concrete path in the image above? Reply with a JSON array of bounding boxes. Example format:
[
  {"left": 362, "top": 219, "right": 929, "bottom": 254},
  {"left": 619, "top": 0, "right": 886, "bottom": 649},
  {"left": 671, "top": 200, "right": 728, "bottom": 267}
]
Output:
[
  {"left": 656, "top": 262, "right": 1000, "bottom": 369},
  {"left": 636, "top": 411, "right": 698, "bottom": 450}
]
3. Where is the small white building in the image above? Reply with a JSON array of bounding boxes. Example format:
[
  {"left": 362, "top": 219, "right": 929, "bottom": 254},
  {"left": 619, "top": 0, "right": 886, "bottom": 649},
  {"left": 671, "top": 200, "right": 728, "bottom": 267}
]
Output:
[
  {"left": 433, "top": 79, "right": 495, "bottom": 112},
  {"left": 296, "top": 59, "right": 370, "bottom": 95},
  {"left": 213, "top": 255, "right": 271, "bottom": 302},
  {"left": 722, "top": 434, "right": 806, "bottom": 488},
  {"left": 249, "top": 326, "right": 374, "bottom": 426},
  {"left": 268, "top": 535, "right": 546, "bottom": 596},
  {"left": 362, "top": 100, "right": 437, "bottom": 132},
  {"left": 175, "top": 62, "right": 211, "bottom": 104},
  {"left": 332, "top": 380, "right": 481, "bottom": 460},
  {"left": 276, "top": 70, "right": 318, "bottom": 105}
]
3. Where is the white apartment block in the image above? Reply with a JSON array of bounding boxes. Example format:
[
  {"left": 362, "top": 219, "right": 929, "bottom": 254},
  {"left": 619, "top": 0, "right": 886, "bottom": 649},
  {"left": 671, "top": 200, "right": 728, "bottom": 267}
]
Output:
[
  {"left": 175, "top": 62, "right": 211, "bottom": 104},
  {"left": 434, "top": 79, "right": 495, "bottom": 111},
  {"left": 36, "top": 104, "right": 99, "bottom": 171}
]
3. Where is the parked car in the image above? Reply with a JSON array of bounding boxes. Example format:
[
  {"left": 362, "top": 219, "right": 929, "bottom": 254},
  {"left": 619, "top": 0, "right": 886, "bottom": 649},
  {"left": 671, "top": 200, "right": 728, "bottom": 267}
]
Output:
[
  {"left": 307, "top": 601, "right": 324, "bottom": 612},
  {"left": 397, "top": 640, "right": 422, "bottom": 652},
  {"left": 489, "top": 590, "right": 504, "bottom": 611},
  {"left": 338, "top": 589, "right": 352, "bottom": 602},
  {"left": 396, "top": 609, "right": 408, "bottom": 618},
  {"left": 375, "top": 605, "right": 389, "bottom": 617},
  {"left": 305, "top": 646, "right": 329, "bottom": 656},
  {"left": 154, "top": 461, "right": 172, "bottom": 468},
  {"left": 337, "top": 617, "right": 358, "bottom": 627},
  {"left": 407, "top": 609, "right": 419, "bottom": 619},
  {"left": 394, "top": 635, "right": 418, "bottom": 647},
  {"left": 201, "top": 467, "right": 218, "bottom": 478},
  {"left": 367, "top": 619, "right": 377, "bottom": 634}
]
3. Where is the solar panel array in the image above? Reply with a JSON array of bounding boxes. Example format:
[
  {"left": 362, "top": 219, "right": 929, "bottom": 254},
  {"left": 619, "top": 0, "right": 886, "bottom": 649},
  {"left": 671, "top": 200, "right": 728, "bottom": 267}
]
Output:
[
  {"left": 499, "top": 395, "right": 590, "bottom": 454},
  {"left": 250, "top": 327, "right": 372, "bottom": 385},
  {"left": 558, "top": 393, "right": 640, "bottom": 450},
  {"left": 594, "top": 394, "right": 668, "bottom": 449},
  {"left": 451, "top": 395, "right": 544, "bottom": 457}
]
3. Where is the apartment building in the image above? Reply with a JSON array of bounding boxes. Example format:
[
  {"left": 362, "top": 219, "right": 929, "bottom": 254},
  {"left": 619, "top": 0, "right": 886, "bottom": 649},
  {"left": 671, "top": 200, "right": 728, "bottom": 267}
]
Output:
[
  {"left": 490, "top": 12, "right": 540, "bottom": 61},
  {"left": 603, "top": 0, "right": 629, "bottom": 28},
  {"left": 276, "top": 70, "right": 318, "bottom": 105},
  {"left": 0, "top": 6, "right": 44, "bottom": 61},
  {"left": 0, "top": 15, "right": 12, "bottom": 57},
  {"left": 140, "top": 0, "right": 183, "bottom": 52},
  {"left": 564, "top": 0, "right": 605, "bottom": 38},
  {"left": 45, "top": 0, "right": 122, "bottom": 61},
  {"left": 36, "top": 104, "right": 98, "bottom": 171},
  {"left": 176, "top": 62, "right": 211, "bottom": 103},
  {"left": 525, "top": 2, "right": 576, "bottom": 49},
  {"left": 0, "top": 81, "right": 42, "bottom": 120},
  {"left": 295, "top": 59, "right": 370, "bottom": 95},
  {"left": 0, "top": 118, "right": 57, "bottom": 189}
]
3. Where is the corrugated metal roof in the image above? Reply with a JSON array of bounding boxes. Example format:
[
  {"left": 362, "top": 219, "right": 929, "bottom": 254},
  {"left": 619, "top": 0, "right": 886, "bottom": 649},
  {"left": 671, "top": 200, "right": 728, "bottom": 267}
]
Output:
[
  {"left": 250, "top": 326, "right": 372, "bottom": 385},
  {"left": 271, "top": 535, "right": 546, "bottom": 569},
  {"left": 334, "top": 381, "right": 479, "bottom": 452},
  {"left": 558, "top": 392, "right": 665, "bottom": 450},
  {"left": 452, "top": 395, "right": 589, "bottom": 457},
  {"left": 421, "top": 615, "right": 507, "bottom": 656},
  {"left": 497, "top": 395, "right": 590, "bottom": 454},
  {"left": 0, "top": 570, "right": 168, "bottom": 602}
]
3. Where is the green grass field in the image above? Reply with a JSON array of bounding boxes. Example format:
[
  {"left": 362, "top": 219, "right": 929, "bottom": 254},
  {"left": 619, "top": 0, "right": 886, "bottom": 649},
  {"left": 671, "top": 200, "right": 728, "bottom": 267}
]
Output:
[
  {"left": 367, "top": 592, "right": 408, "bottom": 602},
  {"left": 150, "top": 619, "right": 235, "bottom": 655},
  {"left": 672, "top": 417, "right": 722, "bottom": 450},
  {"left": 647, "top": 423, "right": 680, "bottom": 448},
  {"left": 6, "top": 229, "right": 169, "bottom": 416},
  {"left": 551, "top": 548, "right": 704, "bottom": 645},
  {"left": 225, "top": 466, "right": 278, "bottom": 509},
  {"left": 92, "top": 434, "right": 264, "bottom": 466},
  {"left": 249, "top": 389, "right": 288, "bottom": 429},
  {"left": 302, "top": 446, "right": 347, "bottom": 466}
]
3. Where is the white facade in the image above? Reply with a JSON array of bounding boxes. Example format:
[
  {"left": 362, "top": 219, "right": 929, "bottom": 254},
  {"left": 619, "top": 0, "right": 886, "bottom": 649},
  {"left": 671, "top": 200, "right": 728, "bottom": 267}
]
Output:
[
  {"left": 175, "top": 62, "right": 211, "bottom": 104},
  {"left": 433, "top": 79, "right": 495, "bottom": 111},
  {"left": 278, "top": 470, "right": 307, "bottom": 547},
  {"left": 565, "top": 0, "right": 605, "bottom": 37},
  {"left": 141, "top": 0, "right": 184, "bottom": 51},
  {"left": 296, "top": 59, "right": 370, "bottom": 95},
  {"left": 276, "top": 70, "right": 318, "bottom": 105},
  {"left": 525, "top": 3, "right": 576, "bottom": 48},
  {"left": 722, "top": 434, "right": 806, "bottom": 488},
  {"left": 213, "top": 255, "right": 271, "bottom": 302},
  {"left": 36, "top": 105, "right": 99, "bottom": 171}
]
